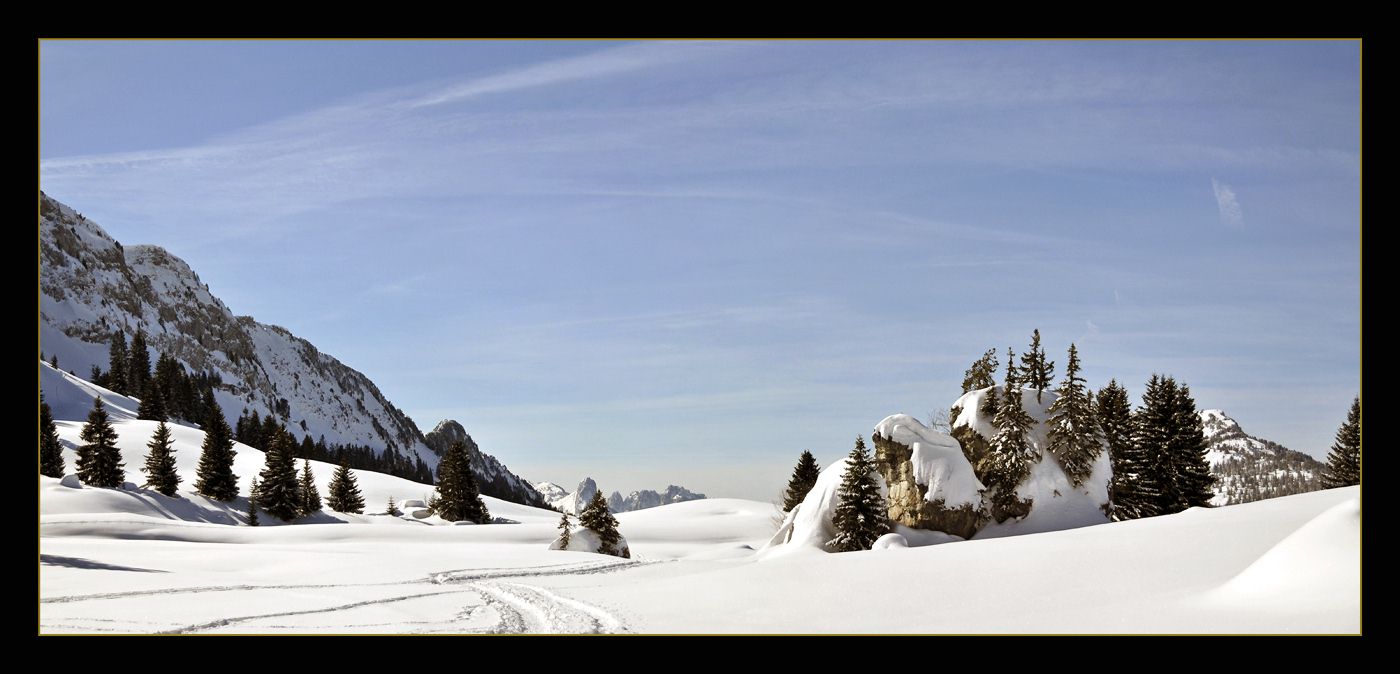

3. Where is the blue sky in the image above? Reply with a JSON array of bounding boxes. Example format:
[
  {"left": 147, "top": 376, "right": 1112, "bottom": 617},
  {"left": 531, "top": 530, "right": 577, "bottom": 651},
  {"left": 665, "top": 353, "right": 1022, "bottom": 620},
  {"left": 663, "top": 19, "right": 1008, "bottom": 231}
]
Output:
[{"left": 40, "top": 40, "right": 1361, "bottom": 499}]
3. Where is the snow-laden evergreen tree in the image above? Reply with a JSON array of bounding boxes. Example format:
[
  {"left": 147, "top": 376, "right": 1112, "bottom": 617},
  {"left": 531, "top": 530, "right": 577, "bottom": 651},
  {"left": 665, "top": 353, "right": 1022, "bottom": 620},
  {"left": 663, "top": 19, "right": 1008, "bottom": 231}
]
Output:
[
  {"left": 1019, "top": 329, "right": 1056, "bottom": 404},
  {"left": 1045, "top": 343, "right": 1103, "bottom": 486},
  {"left": 557, "top": 511, "right": 572, "bottom": 548},
  {"left": 254, "top": 429, "right": 301, "bottom": 521},
  {"left": 781, "top": 450, "right": 821, "bottom": 511},
  {"left": 327, "top": 463, "right": 364, "bottom": 514},
  {"left": 141, "top": 421, "right": 181, "bottom": 496},
  {"left": 194, "top": 397, "right": 239, "bottom": 501},
  {"left": 40, "top": 395, "right": 66, "bottom": 478},
  {"left": 961, "top": 348, "right": 999, "bottom": 393},
  {"left": 247, "top": 477, "right": 260, "bottom": 526},
  {"left": 579, "top": 490, "right": 626, "bottom": 557},
  {"left": 107, "top": 331, "right": 129, "bottom": 396},
  {"left": 1168, "top": 382, "right": 1214, "bottom": 509},
  {"left": 137, "top": 381, "right": 168, "bottom": 421},
  {"left": 298, "top": 459, "right": 322, "bottom": 516},
  {"left": 128, "top": 329, "right": 151, "bottom": 398},
  {"left": 386, "top": 496, "right": 401, "bottom": 516},
  {"left": 1098, "top": 379, "right": 1155, "bottom": 520},
  {"left": 429, "top": 439, "right": 490, "bottom": 523},
  {"left": 986, "top": 355, "right": 1037, "bottom": 500},
  {"left": 827, "top": 436, "right": 890, "bottom": 552},
  {"left": 78, "top": 396, "right": 124, "bottom": 488},
  {"left": 1322, "top": 396, "right": 1360, "bottom": 488}
]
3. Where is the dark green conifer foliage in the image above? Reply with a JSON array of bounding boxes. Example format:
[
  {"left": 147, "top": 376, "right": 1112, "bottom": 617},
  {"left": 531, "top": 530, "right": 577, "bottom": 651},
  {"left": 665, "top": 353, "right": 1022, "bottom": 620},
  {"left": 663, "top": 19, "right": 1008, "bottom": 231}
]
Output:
[
  {"left": 961, "top": 348, "right": 1000, "bottom": 393},
  {"left": 254, "top": 430, "right": 302, "bottom": 521},
  {"left": 299, "top": 459, "right": 322, "bottom": 516},
  {"left": 78, "top": 396, "right": 124, "bottom": 488},
  {"left": 327, "top": 463, "right": 365, "bottom": 514},
  {"left": 557, "top": 511, "right": 572, "bottom": 548},
  {"left": 137, "top": 382, "right": 168, "bottom": 421},
  {"left": 128, "top": 329, "right": 151, "bottom": 397},
  {"left": 141, "top": 421, "right": 181, "bottom": 496},
  {"left": 1133, "top": 375, "right": 1178, "bottom": 515},
  {"left": 1045, "top": 343, "right": 1103, "bottom": 486},
  {"left": 1169, "top": 382, "right": 1214, "bottom": 509},
  {"left": 987, "top": 356, "right": 1037, "bottom": 497},
  {"left": 579, "top": 490, "right": 626, "bottom": 557},
  {"left": 107, "top": 331, "right": 129, "bottom": 395},
  {"left": 827, "top": 436, "right": 890, "bottom": 552},
  {"left": 1322, "top": 396, "right": 1361, "bottom": 488},
  {"left": 247, "top": 477, "right": 260, "bottom": 526},
  {"left": 40, "top": 396, "right": 66, "bottom": 478},
  {"left": 1098, "top": 379, "right": 1156, "bottom": 520},
  {"left": 386, "top": 496, "right": 401, "bottom": 516},
  {"left": 48, "top": 354, "right": 58, "bottom": 369},
  {"left": 781, "top": 450, "right": 821, "bottom": 511},
  {"left": 429, "top": 440, "right": 490, "bottom": 523},
  {"left": 194, "top": 399, "right": 240, "bottom": 501},
  {"left": 1019, "top": 329, "right": 1055, "bottom": 404}
]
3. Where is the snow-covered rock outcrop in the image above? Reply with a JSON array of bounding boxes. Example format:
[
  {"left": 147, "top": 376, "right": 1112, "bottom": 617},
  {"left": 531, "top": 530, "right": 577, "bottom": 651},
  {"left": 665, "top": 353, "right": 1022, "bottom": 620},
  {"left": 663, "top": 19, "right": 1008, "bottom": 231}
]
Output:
[{"left": 871, "top": 414, "right": 984, "bottom": 539}]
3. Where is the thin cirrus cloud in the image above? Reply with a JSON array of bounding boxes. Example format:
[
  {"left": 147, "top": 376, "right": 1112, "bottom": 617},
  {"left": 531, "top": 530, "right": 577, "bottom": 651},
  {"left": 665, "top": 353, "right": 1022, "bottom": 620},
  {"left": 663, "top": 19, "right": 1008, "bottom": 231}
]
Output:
[{"left": 1212, "top": 177, "right": 1245, "bottom": 227}]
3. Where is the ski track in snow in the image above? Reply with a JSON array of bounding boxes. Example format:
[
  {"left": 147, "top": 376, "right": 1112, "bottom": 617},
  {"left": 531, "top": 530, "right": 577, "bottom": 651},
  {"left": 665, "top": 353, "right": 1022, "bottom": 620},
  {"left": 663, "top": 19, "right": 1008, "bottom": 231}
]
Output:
[{"left": 43, "top": 559, "right": 645, "bottom": 634}]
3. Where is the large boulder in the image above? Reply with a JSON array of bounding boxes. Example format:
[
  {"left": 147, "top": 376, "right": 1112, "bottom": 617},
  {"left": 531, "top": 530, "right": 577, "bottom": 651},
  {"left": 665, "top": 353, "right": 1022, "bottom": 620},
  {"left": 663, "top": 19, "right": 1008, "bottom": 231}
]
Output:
[{"left": 871, "top": 414, "right": 984, "bottom": 539}]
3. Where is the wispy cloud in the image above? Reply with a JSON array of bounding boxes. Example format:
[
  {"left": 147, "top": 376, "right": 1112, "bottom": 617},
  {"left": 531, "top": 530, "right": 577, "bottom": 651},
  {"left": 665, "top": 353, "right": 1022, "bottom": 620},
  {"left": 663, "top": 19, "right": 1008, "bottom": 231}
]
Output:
[{"left": 1212, "top": 178, "right": 1245, "bottom": 227}]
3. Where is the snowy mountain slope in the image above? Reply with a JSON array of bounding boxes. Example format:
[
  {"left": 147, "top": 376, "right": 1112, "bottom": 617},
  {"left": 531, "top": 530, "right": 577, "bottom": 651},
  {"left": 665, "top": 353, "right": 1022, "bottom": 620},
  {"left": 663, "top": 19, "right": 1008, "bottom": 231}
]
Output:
[
  {"left": 39, "top": 192, "right": 542, "bottom": 506},
  {"left": 1200, "top": 409, "right": 1324, "bottom": 506},
  {"left": 422, "top": 420, "right": 548, "bottom": 508}
]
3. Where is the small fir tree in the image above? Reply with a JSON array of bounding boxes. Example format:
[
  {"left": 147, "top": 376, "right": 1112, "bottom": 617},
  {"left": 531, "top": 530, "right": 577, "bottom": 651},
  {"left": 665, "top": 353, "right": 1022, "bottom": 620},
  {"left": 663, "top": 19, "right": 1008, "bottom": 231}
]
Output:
[
  {"left": 40, "top": 396, "right": 66, "bottom": 478},
  {"left": 247, "top": 477, "right": 260, "bottom": 526},
  {"left": 107, "top": 331, "right": 129, "bottom": 396},
  {"left": 194, "top": 399, "right": 239, "bottom": 501},
  {"left": 254, "top": 430, "right": 301, "bottom": 521},
  {"left": 128, "top": 329, "right": 151, "bottom": 397},
  {"left": 781, "top": 450, "right": 821, "bottom": 511},
  {"left": 827, "top": 436, "right": 890, "bottom": 552},
  {"left": 386, "top": 496, "right": 401, "bottom": 516},
  {"left": 327, "top": 463, "right": 365, "bottom": 514},
  {"left": 579, "top": 490, "right": 626, "bottom": 557},
  {"left": 961, "top": 348, "right": 999, "bottom": 393},
  {"left": 78, "top": 396, "right": 124, "bottom": 488},
  {"left": 1019, "top": 329, "right": 1056, "bottom": 404},
  {"left": 140, "top": 421, "right": 181, "bottom": 496},
  {"left": 557, "top": 511, "right": 572, "bottom": 548},
  {"left": 1045, "top": 343, "right": 1103, "bottom": 486},
  {"left": 48, "top": 354, "right": 58, "bottom": 369},
  {"left": 299, "top": 459, "right": 322, "bottom": 516},
  {"left": 1098, "top": 379, "right": 1155, "bottom": 520},
  {"left": 1322, "top": 396, "right": 1361, "bottom": 488},
  {"left": 987, "top": 356, "right": 1037, "bottom": 497}
]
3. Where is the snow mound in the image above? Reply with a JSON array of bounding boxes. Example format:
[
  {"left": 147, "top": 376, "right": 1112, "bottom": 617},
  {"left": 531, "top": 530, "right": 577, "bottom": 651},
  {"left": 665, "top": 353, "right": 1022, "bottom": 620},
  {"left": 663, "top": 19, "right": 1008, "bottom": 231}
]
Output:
[
  {"left": 1215, "top": 497, "right": 1360, "bottom": 604},
  {"left": 549, "top": 527, "right": 631, "bottom": 558},
  {"left": 874, "top": 414, "right": 983, "bottom": 507},
  {"left": 59, "top": 474, "right": 82, "bottom": 488},
  {"left": 872, "top": 533, "right": 907, "bottom": 550},
  {"left": 760, "top": 457, "right": 887, "bottom": 559},
  {"left": 401, "top": 499, "right": 426, "bottom": 509}
]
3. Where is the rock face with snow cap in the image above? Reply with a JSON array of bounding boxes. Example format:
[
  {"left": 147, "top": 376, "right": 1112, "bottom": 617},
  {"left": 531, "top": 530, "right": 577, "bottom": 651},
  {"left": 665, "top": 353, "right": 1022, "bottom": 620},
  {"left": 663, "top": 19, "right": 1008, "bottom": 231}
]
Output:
[{"left": 871, "top": 414, "right": 984, "bottom": 539}]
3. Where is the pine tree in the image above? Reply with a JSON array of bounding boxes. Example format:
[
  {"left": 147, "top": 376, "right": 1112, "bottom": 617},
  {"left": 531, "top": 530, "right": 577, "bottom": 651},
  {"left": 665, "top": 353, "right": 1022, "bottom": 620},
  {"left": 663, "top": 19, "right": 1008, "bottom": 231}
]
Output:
[
  {"left": 247, "top": 477, "right": 260, "bottom": 526},
  {"left": 48, "top": 353, "right": 58, "bottom": 369},
  {"left": 1133, "top": 375, "right": 1178, "bottom": 515},
  {"left": 298, "top": 459, "right": 322, "bottom": 516},
  {"left": 327, "top": 464, "right": 365, "bottom": 514},
  {"left": 77, "top": 396, "right": 124, "bottom": 488},
  {"left": 40, "top": 395, "right": 66, "bottom": 478},
  {"left": 254, "top": 429, "right": 301, "bottom": 521},
  {"left": 1045, "top": 343, "right": 1103, "bottom": 486},
  {"left": 153, "top": 354, "right": 185, "bottom": 421},
  {"left": 1098, "top": 379, "right": 1156, "bottom": 520},
  {"left": 107, "top": 331, "right": 129, "bottom": 395},
  {"left": 194, "top": 399, "right": 239, "bottom": 501},
  {"left": 557, "top": 511, "right": 572, "bottom": 548},
  {"left": 1019, "top": 329, "right": 1056, "bottom": 404},
  {"left": 961, "top": 348, "right": 1000, "bottom": 393},
  {"left": 429, "top": 440, "right": 489, "bottom": 523},
  {"left": 827, "top": 436, "right": 890, "bottom": 552},
  {"left": 781, "top": 450, "right": 821, "bottom": 511},
  {"left": 140, "top": 421, "right": 181, "bottom": 496},
  {"left": 137, "top": 381, "right": 168, "bottom": 421},
  {"left": 90, "top": 365, "right": 104, "bottom": 387},
  {"left": 987, "top": 357, "right": 1037, "bottom": 500},
  {"left": 128, "top": 329, "right": 151, "bottom": 397},
  {"left": 579, "top": 490, "right": 626, "bottom": 557},
  {"left": 1322, "top": 396, "right": 1361, "bottom": 488},
  {"left": 1168, "top": 382, "right": 1214, "bottom": 509},
  {"left": 386, "top": 496, "right": 401, "bottom": 516}
]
